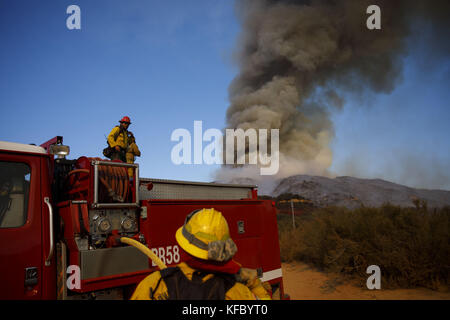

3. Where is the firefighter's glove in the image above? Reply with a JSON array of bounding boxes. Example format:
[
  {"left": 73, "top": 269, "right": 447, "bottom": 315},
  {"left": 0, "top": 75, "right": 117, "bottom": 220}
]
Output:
[
  {"left": 207, "top": 239, "right": 237, "bottom": 262},
  {"left": 236, "top": 268, "right": 272, "bottom": 300},
  {"left": 235, "top": 268, "right": 258, "bottom": 286},
  {"left": 251, "top": 279, "right": 272, "bottom": 300}
]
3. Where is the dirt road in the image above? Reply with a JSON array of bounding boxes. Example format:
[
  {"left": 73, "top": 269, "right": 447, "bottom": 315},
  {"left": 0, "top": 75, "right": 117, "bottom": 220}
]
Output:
[{"left": 282, "top": 262, "right": 450, "bottom": 300}]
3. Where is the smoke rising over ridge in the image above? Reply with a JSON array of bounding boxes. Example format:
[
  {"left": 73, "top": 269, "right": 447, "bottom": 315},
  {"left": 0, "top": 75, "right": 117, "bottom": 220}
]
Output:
[{"left": 216, "top": 0, "right": 450, "bottom": 189}]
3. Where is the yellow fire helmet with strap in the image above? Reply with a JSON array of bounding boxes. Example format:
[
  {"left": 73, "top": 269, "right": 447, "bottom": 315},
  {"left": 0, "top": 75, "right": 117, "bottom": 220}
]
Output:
[{"left": 175, "top": 208, "right": 237, "bottom": 261}]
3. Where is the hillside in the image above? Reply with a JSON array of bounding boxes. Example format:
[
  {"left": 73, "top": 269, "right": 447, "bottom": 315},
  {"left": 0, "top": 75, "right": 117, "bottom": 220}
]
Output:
[
  {"left": 271, "top": 175, "right": 450, "bottom": 208},
  {"left": 222, "top": 175, "right": 450, "bottom": 208}
]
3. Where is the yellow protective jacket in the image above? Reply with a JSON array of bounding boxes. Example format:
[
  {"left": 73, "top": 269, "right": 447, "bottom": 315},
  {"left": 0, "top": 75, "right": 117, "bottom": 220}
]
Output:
[
  {"left": 126, "top": 142, "right": 141, "bottom": 163},
  {"left": 107, "top": 126, "right": 129, "bottom": 150},
  {"left": 126, "top": 142, "right": 141, "bottom": 176},
  {"left": 130, "top": 262, "right": 257, "bottom": 300}
]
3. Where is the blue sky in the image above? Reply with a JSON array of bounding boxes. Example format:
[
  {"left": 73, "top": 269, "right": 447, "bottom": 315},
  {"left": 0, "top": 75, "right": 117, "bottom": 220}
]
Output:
[{"left": 1, "top": 1, "right": 449, "bottom": 190}]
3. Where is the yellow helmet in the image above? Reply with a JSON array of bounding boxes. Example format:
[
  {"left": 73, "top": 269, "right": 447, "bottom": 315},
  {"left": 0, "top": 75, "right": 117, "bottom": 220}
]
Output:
[{"left": 175, "top": 208, "right": 237, "bottom": 261}]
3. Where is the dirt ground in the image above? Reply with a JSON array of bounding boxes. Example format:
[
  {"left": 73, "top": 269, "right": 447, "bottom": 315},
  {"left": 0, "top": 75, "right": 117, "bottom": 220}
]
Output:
[{"left": 281, "top": 262, "right": 450, "bottom": 300}]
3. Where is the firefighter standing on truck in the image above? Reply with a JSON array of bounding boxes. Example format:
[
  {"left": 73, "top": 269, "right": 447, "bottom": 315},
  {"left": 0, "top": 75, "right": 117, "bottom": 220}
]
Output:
[
  {"left": 107, "top": 116, "right": 131, "bottom": 162},
  {"left": 130, "top": 208, "right": 271, "bottom": 300}
]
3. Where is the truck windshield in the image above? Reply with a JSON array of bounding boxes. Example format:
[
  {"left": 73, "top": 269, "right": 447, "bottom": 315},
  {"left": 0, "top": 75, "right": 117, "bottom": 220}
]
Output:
[{"left": 0, "top": 162, "right": 30, "bottom": 228}]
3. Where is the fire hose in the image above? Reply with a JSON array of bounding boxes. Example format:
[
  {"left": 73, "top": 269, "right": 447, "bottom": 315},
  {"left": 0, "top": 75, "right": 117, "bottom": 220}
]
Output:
[
  {"left": 94, "top": 157, "right": 128, "bottom": 203},
  {"left": 68, "top": 160, "right": 129, "bottom": 203},
  {"left": 120, "top": 237, "right": 167, "bottom": 270}
]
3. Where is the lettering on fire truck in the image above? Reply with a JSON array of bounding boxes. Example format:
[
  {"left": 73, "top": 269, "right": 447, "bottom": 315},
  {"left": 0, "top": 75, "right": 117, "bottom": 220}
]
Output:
[{"left": 151, "top": 245, "right": 181, "bottom": 266}]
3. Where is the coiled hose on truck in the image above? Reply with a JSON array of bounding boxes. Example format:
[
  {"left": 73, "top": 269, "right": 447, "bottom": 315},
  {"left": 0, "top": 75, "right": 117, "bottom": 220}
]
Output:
[
  {"left": 97, "top": 157, "right": 128, "bottom": 203},
  {"left": 67, "top": 158, "right": 129, "bottom": 203}
]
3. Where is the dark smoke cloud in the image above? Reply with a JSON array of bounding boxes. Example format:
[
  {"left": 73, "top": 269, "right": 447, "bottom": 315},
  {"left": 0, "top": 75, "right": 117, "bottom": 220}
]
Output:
[{"left": 218, "top": 0, "right": 450, "bottom": 186}]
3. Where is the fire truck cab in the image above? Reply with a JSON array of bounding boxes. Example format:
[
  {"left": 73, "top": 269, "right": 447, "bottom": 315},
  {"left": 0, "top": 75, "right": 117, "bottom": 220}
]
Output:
[
  {"left": 0, "top": 140, "right": 55, "bottom": 299},
  {"left": 0, "top": 137, "right": 285, "bottom": 300}
]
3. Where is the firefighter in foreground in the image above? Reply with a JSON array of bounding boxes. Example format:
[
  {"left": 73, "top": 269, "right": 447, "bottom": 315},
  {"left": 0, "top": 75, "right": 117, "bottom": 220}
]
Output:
[
  {"left": 130, "top": 208, "right": 271, "bottom": 300},
  {"left": 106, "top": 116, "right": 132, "bottom": 162}
]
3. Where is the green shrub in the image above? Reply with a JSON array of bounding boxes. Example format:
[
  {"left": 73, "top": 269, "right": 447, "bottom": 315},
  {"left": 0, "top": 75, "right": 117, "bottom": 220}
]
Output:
[{"left": 278, "top": 204, "right": 450, "bottom": 290}]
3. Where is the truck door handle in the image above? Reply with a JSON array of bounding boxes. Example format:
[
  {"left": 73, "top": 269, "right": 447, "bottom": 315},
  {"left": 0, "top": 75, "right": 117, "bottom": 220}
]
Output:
[{"left": 44, "top": 197, "right": 54, "bottom": 266}]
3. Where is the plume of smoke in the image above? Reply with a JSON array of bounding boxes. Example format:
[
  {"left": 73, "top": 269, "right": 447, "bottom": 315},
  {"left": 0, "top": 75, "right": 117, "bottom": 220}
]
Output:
[{"left": 216, "top": 0, "right": 450, "bottom": 187}]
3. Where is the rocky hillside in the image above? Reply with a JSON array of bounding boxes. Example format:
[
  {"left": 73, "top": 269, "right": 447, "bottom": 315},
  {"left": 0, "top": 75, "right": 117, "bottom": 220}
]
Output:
[{"left": 271, "top": 175, "right": 450, "bottom": 209}]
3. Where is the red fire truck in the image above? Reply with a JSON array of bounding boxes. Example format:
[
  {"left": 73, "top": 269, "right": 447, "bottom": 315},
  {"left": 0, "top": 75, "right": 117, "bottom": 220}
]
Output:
[{"left": 0, "top": 136, "right": 286, "bottom": 300}]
